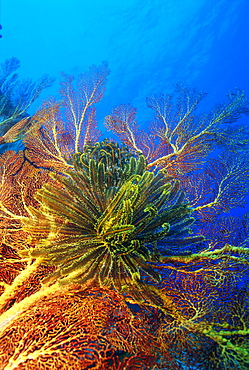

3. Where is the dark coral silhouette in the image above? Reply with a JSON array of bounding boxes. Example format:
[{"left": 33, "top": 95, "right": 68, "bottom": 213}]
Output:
[{"left": 0, "top": 58, "right": 53, "bottom": 146}]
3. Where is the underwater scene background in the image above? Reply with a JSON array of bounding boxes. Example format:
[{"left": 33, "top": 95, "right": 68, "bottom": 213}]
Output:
[{"left": 0, "top": 0, "right": 249, "bottom": 369}]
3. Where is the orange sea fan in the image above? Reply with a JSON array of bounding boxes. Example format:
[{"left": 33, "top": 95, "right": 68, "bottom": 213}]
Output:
[{"left": 0, "top": 286, "right": 161, "bottom": 369}]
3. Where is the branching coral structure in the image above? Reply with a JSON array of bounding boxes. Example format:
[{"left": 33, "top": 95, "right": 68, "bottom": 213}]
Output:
[{"left": 0, "top": 60, "right": 249, "bottom": 369}]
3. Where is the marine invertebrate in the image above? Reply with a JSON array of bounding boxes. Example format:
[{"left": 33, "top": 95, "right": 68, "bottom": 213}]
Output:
[
  {"left": 0, "top": 57, "right": 53, "bottom": 144},
  {"left": 105, "top": 84, "right": 249, "bottom": 177},
  {"left": 24, "top": 62, "right": 109, "bottom": 171},
  {"left": 59, "top": 62, "right": 109, "bottom": 152},
  {"left": 181, "top": 152, "right": 249, "bottom": 221},
  {"left": 20, "top": 141, "right": 201, "bottom": 291},
  {"left": 0, "top": 286, "right": 161, "bottom": 370}
]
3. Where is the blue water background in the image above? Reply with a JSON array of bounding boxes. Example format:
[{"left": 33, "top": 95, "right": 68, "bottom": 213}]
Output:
[{"left": 0, "top": 0, "right": 248, "bottom": 214}]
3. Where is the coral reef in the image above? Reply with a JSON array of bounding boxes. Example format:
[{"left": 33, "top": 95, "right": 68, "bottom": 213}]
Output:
[{"left": 0, "top": 59, "right": 249, "bottom": 369}]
